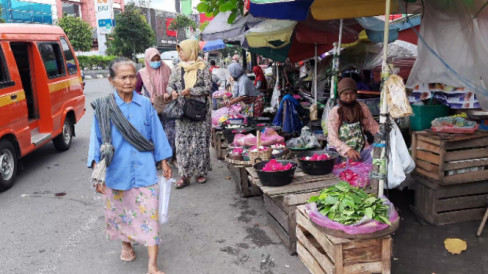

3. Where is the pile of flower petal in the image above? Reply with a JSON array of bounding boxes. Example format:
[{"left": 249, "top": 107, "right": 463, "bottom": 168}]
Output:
[
  {"left": 232, "top": 148, "right": 244, "bottom": 154},
  {"left": 250, "top": 146, "right": 269, "bottom": 152},
  {"left": 302, "top": 153, "right": 330, "bottom": 161},
  {"left": 261, "top": 159, "right": 293, "bottom": 172},
  {"left": 334, "top": 161, "right": 360, "bottom": 169}
]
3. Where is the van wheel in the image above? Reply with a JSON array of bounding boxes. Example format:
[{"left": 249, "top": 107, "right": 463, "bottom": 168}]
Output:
[
  {"left": 53, "top": 118, "right": 73, "bottom": 151},
  {"left": 0, "top": 140, "right": 17, "bottom": 191}
]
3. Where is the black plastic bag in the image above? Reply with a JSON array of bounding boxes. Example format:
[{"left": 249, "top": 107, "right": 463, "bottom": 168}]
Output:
[{"left": 162, "top": 100, "right": 184, "bottom": 120}]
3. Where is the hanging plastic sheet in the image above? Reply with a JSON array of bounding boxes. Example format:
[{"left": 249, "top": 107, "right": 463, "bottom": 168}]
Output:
[{"left": 406, "top": 0, "right": 488, "bottom": 110}]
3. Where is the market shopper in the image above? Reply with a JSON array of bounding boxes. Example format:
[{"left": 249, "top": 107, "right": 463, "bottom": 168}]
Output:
[
  {"left": 88, "top": 57, "right": 173, "bottom": 274},
  {"left": 168, "top": 39, "right": 212, "bottom": 189},
  {"left": 253, "top": 65, "right": 267, "bottom": 91},
  {"left": 225, "top": 63, "right": 264, "bottom": 117},
  {"left": 327, "top": 77, "right": 379, "bottom": 162},
  {"left": 136, "top": 47, "right": 176, "bottom": 162}
]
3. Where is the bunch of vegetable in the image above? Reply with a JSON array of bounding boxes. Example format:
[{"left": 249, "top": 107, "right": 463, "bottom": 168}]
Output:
[
  {"left": 261, "top": 159, "right": 293, "bottom": 172},
  {"left": 308, "top": 182, "right": 391, "bottom": 225},
  {"left": 301, "top": 153, "right": 331, "bottom": 161}
]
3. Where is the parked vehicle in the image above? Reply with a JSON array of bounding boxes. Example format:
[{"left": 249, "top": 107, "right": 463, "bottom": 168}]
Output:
[{"left": 0, "top": 24, "right": 85, "bottom": 191}]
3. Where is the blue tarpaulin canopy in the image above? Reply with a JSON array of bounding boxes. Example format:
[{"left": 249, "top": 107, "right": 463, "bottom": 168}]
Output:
[{"left": 202, "top": 39, "right": 226, "bottom": 52}]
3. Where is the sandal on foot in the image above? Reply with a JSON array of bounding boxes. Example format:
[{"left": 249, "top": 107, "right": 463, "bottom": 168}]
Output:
[
  {"left": 120, "top": 247, "right": 136, "bottom": 262},
  {"left": 175, "top": 177, "right": 189, "bottom": 189},
  {"left": 196, "top": 176, "right": 207, "bottom": 184}
]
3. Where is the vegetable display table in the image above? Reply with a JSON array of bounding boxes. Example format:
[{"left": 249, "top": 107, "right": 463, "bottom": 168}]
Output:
[
  {"left": 296, "top": 205, "right": 392, "bottom": 274},
  {"left": 227, "top": 163, "right": 261, "bottom": 198},
  {"left": 214, "top": 130, "right": 227, "bottom": 160},
  {"left": 247, "top": 168, "right": 340, "bottom": 254}
]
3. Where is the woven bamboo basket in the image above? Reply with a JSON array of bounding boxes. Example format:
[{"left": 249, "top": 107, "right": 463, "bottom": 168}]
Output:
[
  {"left": 225, "top": 155, "right": 252, "bottom": 166},
  {"left": 248, "top": 131, "right": 272, "bottom": 164}
]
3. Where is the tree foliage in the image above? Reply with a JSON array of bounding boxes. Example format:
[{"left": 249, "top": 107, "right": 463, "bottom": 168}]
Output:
[
  {"left": 57, "top": 15, "right": 93, "bottom": 51},
  {"left": 196, "top": 0, "right": 245, "bottom": 24},
  {"left": 106, "top": 4, "right": 155, "bottom": 58},
  {"left": 168, "top": 14, "right": 197, "bottom": 31},
  {"left": 0, "top": 4, "right": 5, "bottom": 23}
]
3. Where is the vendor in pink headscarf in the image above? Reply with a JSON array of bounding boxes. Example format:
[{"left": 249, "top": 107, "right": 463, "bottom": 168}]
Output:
[{"left": 136, "top": 47, "right": 176, "bottom": 162}]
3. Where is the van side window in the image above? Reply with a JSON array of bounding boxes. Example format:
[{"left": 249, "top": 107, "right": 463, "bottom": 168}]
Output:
[
  {"left": 38, "top": 42, "right": 66, "bottom": 79},
  {"left": 0, "top": 47, "right": 14, "bottom": 88},
  {"left": 60, "top": 37, "right": 77, "bottom": 75}
]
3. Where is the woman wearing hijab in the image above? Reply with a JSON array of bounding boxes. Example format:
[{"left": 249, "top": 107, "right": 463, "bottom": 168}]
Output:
[
  {"left": 136, "top": 48, "right": 175, "bottom": 162},
  {"left": 225, "top": 63, "right": 264, "bottom": 117},
  {"left": 327, "top": 78, "right": 379, "bottom": 161},
  {"left": 167, "top": 39, "right": 212, "bottom": 189},
  {"left": 253, "top": 65, "right": 267, "bottom": 91}
]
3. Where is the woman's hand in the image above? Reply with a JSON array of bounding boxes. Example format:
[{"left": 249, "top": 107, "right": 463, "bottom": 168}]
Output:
[
  {"left": 181, "top": 88, "right": 191, "bottom": 96},
  {"left": 95, "top": 182, "right": 107, "bottom": 194},
  {"left": 164, "top": 93, "right": 171, "bottom": 100},
  {"left": 161, "top": 160, "right": 172, "bottom": 179},
  {"left": 224, "top": 100, "right": 232, "bottom": 107},
  {"left": 172, "top": 91, "right": 179, "bottom": 100},
  {"left": 346, "top": 149, "right": 361, "bottom": 161}
]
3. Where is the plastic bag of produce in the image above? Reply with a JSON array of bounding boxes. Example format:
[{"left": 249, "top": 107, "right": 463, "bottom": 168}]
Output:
[
  {"left": 307, "top": 194, "right": 398, "bottom": 235},
  {"left": 332, "top": 161, "right": 373, "bottom": 188}
]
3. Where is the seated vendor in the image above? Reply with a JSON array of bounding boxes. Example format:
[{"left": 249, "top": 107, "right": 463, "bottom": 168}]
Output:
[
  {"left": 225, "top": 63, "right": 264, "bottom": 117},
  {"left": 327, "top": 78, "right": 379, "bottom": 161}
]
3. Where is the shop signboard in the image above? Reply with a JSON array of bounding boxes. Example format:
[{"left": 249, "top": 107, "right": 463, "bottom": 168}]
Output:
[{"left": 96, "top": 0, "right": 113, "bottom": 34}]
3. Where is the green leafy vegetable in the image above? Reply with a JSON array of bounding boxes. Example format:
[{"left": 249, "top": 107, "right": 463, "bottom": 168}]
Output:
[{"left": 308, "top": 181, "right": 391, "bottom": 225}]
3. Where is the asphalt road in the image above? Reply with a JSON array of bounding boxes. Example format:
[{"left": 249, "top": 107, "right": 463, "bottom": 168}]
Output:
[{"left": 0, "top": 78, "right": 308, "bottom": 274}]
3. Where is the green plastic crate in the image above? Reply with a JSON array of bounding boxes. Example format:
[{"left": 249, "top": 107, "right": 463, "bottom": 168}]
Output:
[{"left": 410, "top": 104, "right": 449, "bottom": 131}]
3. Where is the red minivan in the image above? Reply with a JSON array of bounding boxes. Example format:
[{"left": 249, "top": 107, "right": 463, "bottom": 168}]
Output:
[{"left": 0, "top": 24, "right": 85, "bottom": 191}]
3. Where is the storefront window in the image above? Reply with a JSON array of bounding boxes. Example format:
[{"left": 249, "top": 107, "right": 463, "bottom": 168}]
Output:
[{"left": 62, "top": 2, "right": 80, "bottom": 18}]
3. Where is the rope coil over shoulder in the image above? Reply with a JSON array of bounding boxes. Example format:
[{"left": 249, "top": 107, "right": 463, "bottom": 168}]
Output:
[{"left": 90, "top": 93, "right": 154, "bottom": 185}]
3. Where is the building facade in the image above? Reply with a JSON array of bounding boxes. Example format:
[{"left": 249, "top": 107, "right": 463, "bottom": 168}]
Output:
[
  {"left": 56, "top": 0, "right": 124, "bottom": 28},
  {"left": 0, "top": 0, "right": 57, "bottom": 23}
]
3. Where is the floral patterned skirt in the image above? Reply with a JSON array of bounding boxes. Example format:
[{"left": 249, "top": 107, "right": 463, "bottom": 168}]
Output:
[{"left": 103, "top": 184, "right": 161, "bottom": 246}]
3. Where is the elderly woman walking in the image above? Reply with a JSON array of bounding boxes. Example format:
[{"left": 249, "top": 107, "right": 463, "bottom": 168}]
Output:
[
  {"left": 88, "top": 57, "right": 172, "bottom": 274},
  {"left": 136, "top": 47, "right": 176, "bottom": 162},
  {"left": 167, "top": 39, "right": 212, "bottom": 189}
]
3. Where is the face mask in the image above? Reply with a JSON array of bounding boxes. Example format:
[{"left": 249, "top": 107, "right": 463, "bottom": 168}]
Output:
[{"left": 149, "top": 61, "right": 161, "bottom": 69}]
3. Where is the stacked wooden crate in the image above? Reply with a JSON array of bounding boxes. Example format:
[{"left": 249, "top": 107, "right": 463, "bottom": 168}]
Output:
[
  {"left": 296, "top": 205, "right": 392, "bottom": 274},
  {"left": 411, "top": 131, "right": 488, "bottom": 225},
  {"left": 248, "top": 169, "right": 340, "bottom": 254}
]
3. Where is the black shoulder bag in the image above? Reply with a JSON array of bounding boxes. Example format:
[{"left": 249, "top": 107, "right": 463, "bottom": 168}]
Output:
[{"left": 181, "top": 68, "right": 208, "bottom": 121}]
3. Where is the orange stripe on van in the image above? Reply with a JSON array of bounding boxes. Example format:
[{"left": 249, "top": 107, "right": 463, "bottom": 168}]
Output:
[
  {"left": 0, "top": 90, "right": 26, "bottom": 107},
  {"left": 49, "top": 77, "right": 82, "bottom": 93}
]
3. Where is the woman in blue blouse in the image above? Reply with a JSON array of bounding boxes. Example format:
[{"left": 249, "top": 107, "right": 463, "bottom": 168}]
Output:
[{"left": 87, "top": 58, "right": 172, "bottom": 274}]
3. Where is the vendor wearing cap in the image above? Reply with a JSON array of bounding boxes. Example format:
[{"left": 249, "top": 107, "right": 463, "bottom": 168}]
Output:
[{"left": 327, "top": 78, "right": 379, "bottom": 161}]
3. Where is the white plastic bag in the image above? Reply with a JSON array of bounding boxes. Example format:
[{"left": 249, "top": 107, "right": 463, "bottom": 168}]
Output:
[
  {"left": 158, "top": 176, "right": 175, "bottom": 224},
  {"left": 270, "top": 82, "right": 281, "bottom": 110},
  {"left": 387, "top": 121, "right": 415, "bottom": 188}
]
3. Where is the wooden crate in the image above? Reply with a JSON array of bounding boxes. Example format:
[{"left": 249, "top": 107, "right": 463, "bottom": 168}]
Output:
[
  {"left": 247, "top": 168, "right": 340, "bottom": 254},
  {"left": 410, "top": 173, "right": 488, "bottom": 225},
  {"left": 296, "top": 205, "right": 392, "bottom": 274},
  {"left": 215, "top": 130, "right": 228, "bottom": 160},
  {"left": 411, "top": 131, "right": 488, "bottom": 185},
  {"left": 227, "top": 164, "right": 261, "bottom": 197}
]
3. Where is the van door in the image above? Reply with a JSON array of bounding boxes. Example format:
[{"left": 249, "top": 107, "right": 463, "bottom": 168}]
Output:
[{"left": 10, "top": 42, "right": 37, "bottom": 120}]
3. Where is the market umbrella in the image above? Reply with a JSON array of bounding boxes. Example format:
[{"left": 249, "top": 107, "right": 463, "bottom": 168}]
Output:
[
  {"left": 202, "top": 39, "right": 226, "bottom": 52},
  {"left": 201, "top": 11, "right": 263, "bottom": 42},
  {"left": 249, "top": 0, "right": 314, "bottom": 21},
  {"left": 248, "top": 0, "right": 422, "bottom": 21}
]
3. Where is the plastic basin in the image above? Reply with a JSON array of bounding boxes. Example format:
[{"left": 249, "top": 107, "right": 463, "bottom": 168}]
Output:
[
  {"left": 297, "top": 150, "right": 338, "bottom": 175},
  {"left": 253, "top": 160, "right": 297, "bottom": 187}
]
